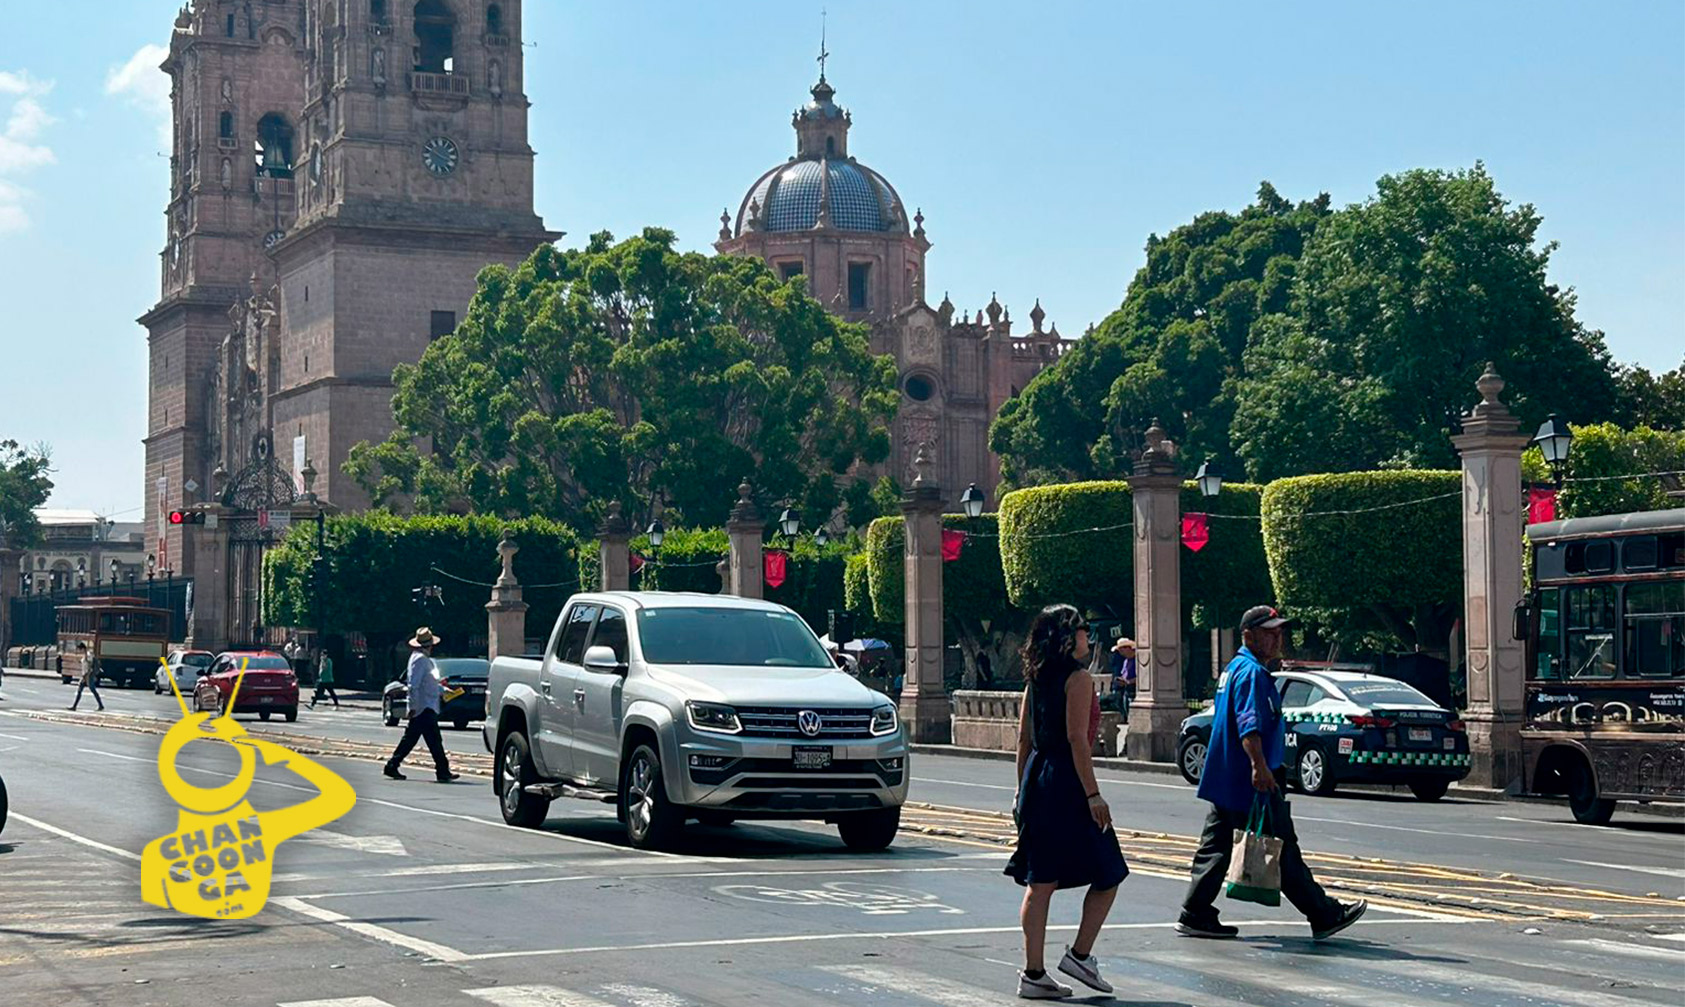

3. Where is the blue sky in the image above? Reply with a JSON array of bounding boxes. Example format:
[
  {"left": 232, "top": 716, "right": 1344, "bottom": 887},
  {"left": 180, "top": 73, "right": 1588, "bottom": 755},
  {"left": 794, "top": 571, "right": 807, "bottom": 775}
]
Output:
[{"left": 2, "top": 1, "right": 1681, "bottom": 517}]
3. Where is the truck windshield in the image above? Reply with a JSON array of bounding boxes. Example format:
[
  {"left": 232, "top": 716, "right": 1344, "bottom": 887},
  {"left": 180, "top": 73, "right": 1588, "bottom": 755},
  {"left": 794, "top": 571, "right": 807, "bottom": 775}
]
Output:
[{"left": 636, "top": 607, "right": 832, "bottom": 668}]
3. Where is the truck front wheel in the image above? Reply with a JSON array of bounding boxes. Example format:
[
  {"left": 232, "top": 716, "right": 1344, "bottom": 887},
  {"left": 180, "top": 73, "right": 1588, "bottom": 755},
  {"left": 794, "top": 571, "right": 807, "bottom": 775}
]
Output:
[
  {"left": 497, "top": 732, "right": 551, "bottom": 828},
  {"left": 837, "top": 806, "right": 901, "bottom": 851},
  {"left": 622, "top": 744, "right": 684, "bottom": 851}
]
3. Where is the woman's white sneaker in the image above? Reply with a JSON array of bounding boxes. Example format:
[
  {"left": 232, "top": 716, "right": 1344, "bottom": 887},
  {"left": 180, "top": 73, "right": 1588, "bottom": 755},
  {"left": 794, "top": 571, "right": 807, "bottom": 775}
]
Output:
[
  {"left": 1057, "top": 946, "right": 1114, "bottom": 994},
  {"left": 1017, "top": 970, "right": 1073, "bottom": 999}
]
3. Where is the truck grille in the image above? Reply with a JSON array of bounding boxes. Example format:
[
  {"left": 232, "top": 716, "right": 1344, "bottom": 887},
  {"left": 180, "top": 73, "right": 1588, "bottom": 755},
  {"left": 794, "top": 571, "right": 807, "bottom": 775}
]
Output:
[{"left": 736, "top": 706, "right": 876, "bottom": 739}]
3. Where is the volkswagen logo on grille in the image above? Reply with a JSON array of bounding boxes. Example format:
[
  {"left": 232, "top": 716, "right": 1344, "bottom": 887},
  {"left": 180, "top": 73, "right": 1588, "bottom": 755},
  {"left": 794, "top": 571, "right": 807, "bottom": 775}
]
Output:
[{"left": 797, "top": 710, "right": 824, "bottom": 737}]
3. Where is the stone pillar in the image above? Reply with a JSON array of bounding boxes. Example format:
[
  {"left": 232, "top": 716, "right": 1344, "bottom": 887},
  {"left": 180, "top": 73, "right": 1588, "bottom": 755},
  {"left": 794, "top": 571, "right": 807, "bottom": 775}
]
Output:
[
  {"left": 598, "top": 501, "right": 632, "bottom": 592},
  {"left": 0, "top": 546, "right": 22, "bottom": 659},
  {"left": 486, "top": 531, "right": 529, "bottom": 661},
  {"left": 726, "top": 480, "right": 764, "bottom": 599},
  {"left": 1451, "top": 364, "right": 1531, "bottom": 792},
  {"left": 185, "top": 504, "right": 233, "bottom": 653},
  {"left": 1125, "top": 421, "right": 1185, "bottom": 762},
  {"left": 899, "top": 444, "right": 951, "bottom": 743}
]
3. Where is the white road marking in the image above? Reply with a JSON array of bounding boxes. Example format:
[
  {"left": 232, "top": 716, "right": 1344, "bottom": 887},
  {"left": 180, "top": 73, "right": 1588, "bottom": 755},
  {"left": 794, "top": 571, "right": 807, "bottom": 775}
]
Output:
[
  {"left": 1341, "top": 955, "right": 1667, "bottom": 1007},
  {"left": 1561, "top": 858, "right": 1685, "bottom": 879},
  {"left": 824, "top": 964, "right": 1004, "bottom": 1007},
  {"left": 1295, "top": 815, "right": 1540, "bottom": 844},
  {"left": 0, "top": 731, "right": 30, "bottom": 740},
  {"left": 460, "top": 916, "right": 1464, "bottom": 962},
  {"left": 914, "top": 774, "right": 1188, "bottom": 792},
  {"left": 270, "top": 896, "right": 471, "bottom": 963},
  {"left": 1653, "top": 932, "right": 1685, "bottom": 943},
  {"left": 599, "top": 983, "right": 699, "bottom": 1007},
  {"left": 1566, "top": 938, "right": 1685, "bottom": 962},
  {"left": 374, "top": 861, "right": 537, "bottom": 877},
  {"left": 279, "top": 999, "right": 400, "bottom": 1007},
  {"left": 9, "top": 813, "right": 142, "bottom": 862},
  {"left": 77, "top": 747, "right": 151, "bottom": 763},
  {"left": 464, "top": 986, "right": 614, "bottom": 1007},
  {"left": 300, "top": 874, "right": 601, "bottom": 900},
  {"left": 294, "top": 830, "right": 408, "bottom": 856}
]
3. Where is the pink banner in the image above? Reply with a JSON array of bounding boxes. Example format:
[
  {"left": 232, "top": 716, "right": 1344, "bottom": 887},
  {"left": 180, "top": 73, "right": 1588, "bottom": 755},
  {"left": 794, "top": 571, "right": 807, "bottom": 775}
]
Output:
[{"left": 1181, "top": 512, "right": 1210, "bottom": 552}]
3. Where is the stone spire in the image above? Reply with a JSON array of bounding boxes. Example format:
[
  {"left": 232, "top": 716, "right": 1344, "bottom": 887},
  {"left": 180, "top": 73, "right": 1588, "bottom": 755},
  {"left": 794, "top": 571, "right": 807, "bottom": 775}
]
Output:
[{"left": 1029, "top": 298, "right": 1046, "bottom": 334}]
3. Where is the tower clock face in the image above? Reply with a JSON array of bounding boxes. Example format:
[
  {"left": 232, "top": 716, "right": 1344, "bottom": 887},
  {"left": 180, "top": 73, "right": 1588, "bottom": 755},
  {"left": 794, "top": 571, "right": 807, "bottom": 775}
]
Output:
[{"left": 422, "top": 136, "right": 460, "bottom": 176}]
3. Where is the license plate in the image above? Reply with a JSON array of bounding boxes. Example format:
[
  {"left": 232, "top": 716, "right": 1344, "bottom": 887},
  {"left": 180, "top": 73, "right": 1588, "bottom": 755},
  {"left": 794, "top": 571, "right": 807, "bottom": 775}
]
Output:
[
  {"left": 792, "top": 746, "right": 832, "bottom": 770},
  {"left": 1443, "top": 737, "right": 1456, "bottom": 751},
  {"left": 1408, "top": 727, "right": 1431, "bottom": 742},
  {"left": 259, "top": 696, "right": 274, "bottom": 704}
]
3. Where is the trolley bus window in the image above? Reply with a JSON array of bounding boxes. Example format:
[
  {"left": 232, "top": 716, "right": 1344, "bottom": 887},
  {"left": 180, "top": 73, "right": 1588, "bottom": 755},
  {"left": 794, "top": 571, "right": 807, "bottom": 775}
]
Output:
[
  {"left": 1625, "top": 582, "right": 1685, "bottom": 679},
  {"left": 1565, "top": 541, "right": 1616, "bottom": 576},
  {"left": 1534, "top": 589, "right": 1562, "bottom": 681},
  {"left": 1564, "top": 584, "right": 1617, "bottom": 680}
]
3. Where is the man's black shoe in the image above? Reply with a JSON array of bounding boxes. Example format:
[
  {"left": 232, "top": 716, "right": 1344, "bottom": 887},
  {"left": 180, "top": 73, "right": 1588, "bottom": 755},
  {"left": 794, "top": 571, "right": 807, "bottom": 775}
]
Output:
[
  {"left": 383, "top": 765, "right": 406, "bottom": 780},
  {"left": 1175, "top": 915, "right": 1239, "bottom": 939},
  {"left": 1312, "top": 899, "right": 1368, "bottom": 940},
  {"left": 436, "top": 772, "right": 461, "bottom": 783}
]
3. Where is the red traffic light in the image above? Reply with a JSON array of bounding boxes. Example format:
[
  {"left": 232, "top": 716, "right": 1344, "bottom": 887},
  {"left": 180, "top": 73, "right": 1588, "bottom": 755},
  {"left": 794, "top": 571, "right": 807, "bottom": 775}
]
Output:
[
  {"left": 168, "top": 509, "right": 204, "bottom": 526},
  {"left": 169, "top": 510, "right": 186, "bottom": 525}
]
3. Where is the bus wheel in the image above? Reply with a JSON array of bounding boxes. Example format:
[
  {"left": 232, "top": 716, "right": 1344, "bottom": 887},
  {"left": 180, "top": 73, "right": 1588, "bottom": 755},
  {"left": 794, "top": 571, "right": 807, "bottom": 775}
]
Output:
[{"left": 1568, "top": 763, "right": 1616, "bottom": 825}]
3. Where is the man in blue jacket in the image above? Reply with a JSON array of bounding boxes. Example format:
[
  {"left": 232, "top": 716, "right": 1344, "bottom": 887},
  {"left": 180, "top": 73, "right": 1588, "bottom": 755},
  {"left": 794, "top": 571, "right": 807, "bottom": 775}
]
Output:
[{"left": 1177, "top": 605, "right": 1366, "bottom": 940}]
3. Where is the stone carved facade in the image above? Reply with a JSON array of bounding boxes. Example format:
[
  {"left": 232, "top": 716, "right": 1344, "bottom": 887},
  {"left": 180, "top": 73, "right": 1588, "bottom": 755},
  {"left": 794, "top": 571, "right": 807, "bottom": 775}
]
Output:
[
  {"left": 716, "top": 74, "right": 1069, "bottom": 509},
  {"left": 143, "top": 0, "right": 556, "bottom": 589}
]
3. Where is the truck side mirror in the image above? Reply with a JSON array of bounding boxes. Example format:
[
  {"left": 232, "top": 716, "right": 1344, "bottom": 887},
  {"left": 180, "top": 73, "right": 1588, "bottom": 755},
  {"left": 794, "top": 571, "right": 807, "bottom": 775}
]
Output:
[
  {"left": 584, "top": 645, "right": 626, "bottom": 676},
  {"left": 1511, "top": 599, "right": 1533, "bottom": 642}
]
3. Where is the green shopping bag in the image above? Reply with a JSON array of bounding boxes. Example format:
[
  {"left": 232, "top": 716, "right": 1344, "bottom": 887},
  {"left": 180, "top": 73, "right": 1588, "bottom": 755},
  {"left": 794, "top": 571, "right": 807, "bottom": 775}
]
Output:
[{"left": 1224, "top": 798, "right": 1283, "bottom": 906}]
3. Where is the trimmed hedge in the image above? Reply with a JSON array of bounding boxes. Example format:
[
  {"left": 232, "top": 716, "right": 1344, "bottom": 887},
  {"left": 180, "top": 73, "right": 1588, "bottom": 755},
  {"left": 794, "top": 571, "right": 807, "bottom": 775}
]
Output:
[
  {"left": 629, "top": 527, "right": 728, "bottom": 595},
  {"left": 863, "top": 514, "right": 1013, "bottom": 627},
  {"left": 1261, "top": 470, "right": 1461, "bottom": 610},
  {"left": 997, "top": 480, "right": 1269, "bottom": 627},
  {"left": 264, "top": 512, "right": 580, "bottom": 649}
]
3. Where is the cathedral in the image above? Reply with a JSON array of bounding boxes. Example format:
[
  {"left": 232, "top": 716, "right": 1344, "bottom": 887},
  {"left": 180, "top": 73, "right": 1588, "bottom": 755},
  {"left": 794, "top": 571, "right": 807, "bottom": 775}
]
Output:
[{"left": 141, "top": 1, "right": 1067, "bottom": 648}]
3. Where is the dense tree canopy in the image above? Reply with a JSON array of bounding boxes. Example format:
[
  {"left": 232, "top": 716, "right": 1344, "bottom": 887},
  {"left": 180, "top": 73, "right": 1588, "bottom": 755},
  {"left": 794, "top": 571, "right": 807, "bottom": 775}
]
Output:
[
  {"left": 346, "top": 229, "right": 900, "bottom": 534},
  {"left": 1614, "top": 360, "right": 1685, "bottom": 432},
  {"left": 0, "top": 440, "right": 53, "bottom": 549},
  {"left": 994, "top": 166, "right": 1639, "bottom": 488}
]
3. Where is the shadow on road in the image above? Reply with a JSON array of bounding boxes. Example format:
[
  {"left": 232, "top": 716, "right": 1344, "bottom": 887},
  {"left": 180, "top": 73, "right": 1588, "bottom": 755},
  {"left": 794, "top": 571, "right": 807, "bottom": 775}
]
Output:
[{"left": 1244, "top": 935, "right": 1466, "bottom": 964}]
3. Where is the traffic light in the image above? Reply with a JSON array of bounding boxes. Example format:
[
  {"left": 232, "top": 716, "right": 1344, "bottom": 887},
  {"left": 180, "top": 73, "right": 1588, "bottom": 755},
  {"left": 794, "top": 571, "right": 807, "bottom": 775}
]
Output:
[{"left": 168, "top": 509, "right": 205, "bottom": 526}]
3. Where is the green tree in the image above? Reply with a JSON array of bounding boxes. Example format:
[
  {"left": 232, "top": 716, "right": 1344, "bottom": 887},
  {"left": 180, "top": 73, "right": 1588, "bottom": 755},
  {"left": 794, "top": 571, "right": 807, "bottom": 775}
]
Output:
[
  {"left": 1522, "top": 422, "right": 1685, "bottom": 519},
  {"left": 990, "top": 184, "right": 1331, "bottom": 488},
  {"left": 0, "top": 440, "right": 53, "bottom": 549},
  {"left": 1234, "top": 164, "right": 1621, "bottom": 480},
  {"left": 1614, "top": 359, "right": 1685, "bottom": 431},
  {"left": 346, "top": 229, "right": 899, "bottom": 533}
]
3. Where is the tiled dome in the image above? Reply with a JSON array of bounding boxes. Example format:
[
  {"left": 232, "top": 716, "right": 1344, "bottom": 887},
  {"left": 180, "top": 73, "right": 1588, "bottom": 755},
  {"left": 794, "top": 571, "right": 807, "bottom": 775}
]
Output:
[{"left": 738, "top": 159, "right": 903, "bottom": 234}]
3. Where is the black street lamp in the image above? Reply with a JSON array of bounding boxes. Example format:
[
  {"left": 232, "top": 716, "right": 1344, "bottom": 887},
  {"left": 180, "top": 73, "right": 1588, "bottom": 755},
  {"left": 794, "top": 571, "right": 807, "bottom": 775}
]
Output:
[
  {"left": 109, "top": 558, "right": 120, "bottom": 591},
  {"left": 76, "top": 557, "right": 86, "bottom": 593},
  {"left": 815, "top": 527, "right": 830, "bottom": 548},
  {"left": 1195, "top": 460, "right": 1223, "bottom": 499},
  {"left": 146, "top": 553, "right": 156, "bottom": 606},
  {"left": 646, "top": 520, "right": 665, "bottom": 550},
  {"left": 778, "top": 507, "right": 801, "bottom": 540},
  {"left": 961, "top": 483, "right": 986, "bottom": 520},
  {"left": 1533, "top": 413, "right": 1573, "bottom": 487}
]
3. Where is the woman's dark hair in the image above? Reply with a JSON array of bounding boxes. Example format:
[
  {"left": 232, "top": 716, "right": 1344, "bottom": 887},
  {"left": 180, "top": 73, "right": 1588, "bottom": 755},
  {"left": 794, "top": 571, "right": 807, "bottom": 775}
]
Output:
[{"left": 1019, "top": 603, "right": 1085, "bottom": 682}]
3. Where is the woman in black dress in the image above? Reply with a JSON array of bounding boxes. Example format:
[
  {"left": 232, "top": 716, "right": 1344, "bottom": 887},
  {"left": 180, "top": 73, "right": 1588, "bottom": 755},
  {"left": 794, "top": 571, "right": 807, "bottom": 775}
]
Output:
[{"left": 1006, "top": 604, "right": 1128, "bottom": 999}]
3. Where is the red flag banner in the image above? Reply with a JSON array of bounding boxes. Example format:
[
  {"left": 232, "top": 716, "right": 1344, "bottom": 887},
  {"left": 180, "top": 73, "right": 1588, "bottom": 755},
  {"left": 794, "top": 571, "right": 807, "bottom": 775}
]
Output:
[
  {"left": 629, "top": 554, "right": 645, "bottom": 574},
  {"left": 1528, "top": 487, "right": 1558, "bottom": 525},
  {"left": 1181, "top": 512, "right": 1210, "bottom": 552},
  {"left": 941, "top": 529, "right": 966, "bottom": 562},
  {"left": 764, "top": 549, "right": 788, "bottom": 590}
]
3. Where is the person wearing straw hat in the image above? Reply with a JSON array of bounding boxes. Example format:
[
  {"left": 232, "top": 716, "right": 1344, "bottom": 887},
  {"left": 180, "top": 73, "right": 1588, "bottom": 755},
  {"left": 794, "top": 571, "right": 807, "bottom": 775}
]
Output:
[
  {"left": 1108, "top": 637, "right": 1136, "bottom": 718},
  {"left": 382, "top": 627, "right": 459, "bottom": 782}
]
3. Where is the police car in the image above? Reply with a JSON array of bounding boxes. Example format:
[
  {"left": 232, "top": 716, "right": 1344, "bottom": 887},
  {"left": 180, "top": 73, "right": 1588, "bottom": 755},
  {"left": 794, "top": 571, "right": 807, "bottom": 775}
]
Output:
[{"left": 1175, "top": 669, "right": 1470, "bottom": 801}]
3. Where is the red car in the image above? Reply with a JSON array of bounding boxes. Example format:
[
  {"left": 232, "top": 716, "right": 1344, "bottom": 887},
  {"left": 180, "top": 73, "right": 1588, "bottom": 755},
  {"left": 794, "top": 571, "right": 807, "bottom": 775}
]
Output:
[{"left": 196, "top": 651, "right": 300, "bottom": 722}]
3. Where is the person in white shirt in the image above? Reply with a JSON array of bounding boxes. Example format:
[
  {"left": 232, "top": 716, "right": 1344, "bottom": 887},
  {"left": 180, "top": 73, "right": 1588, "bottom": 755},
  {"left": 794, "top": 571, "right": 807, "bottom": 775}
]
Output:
[{"left": 382, "top": 627, "right": 459, "bottom": 782}]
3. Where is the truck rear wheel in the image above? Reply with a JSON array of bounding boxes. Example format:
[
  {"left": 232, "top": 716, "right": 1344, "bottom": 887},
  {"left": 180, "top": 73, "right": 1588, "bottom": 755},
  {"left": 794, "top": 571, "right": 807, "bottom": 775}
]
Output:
[
  {"left": 837, "top": 806, "right": 900, "bottom": 851},
  {"left": 497, "top": 732, "right": 550, "bottom": 828},
  {"left": 1568, "top": 763, "right": 1616, "bottom": 825},
  {"left": 622, "top": 744, "right": 684, "bottom": 851}
]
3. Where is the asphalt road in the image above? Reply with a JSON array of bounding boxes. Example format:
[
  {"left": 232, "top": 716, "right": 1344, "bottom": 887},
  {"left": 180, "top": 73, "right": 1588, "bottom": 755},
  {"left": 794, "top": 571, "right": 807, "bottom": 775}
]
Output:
[{"left": 2, "top": 671, "right": 1682, "bottom": 1007}]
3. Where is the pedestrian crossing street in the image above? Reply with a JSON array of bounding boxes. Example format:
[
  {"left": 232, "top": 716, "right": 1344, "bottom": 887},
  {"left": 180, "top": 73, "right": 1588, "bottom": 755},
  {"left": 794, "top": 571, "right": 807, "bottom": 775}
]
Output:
[{"left": 272, "top": 942, "right": 1684, "bottom": 1007}]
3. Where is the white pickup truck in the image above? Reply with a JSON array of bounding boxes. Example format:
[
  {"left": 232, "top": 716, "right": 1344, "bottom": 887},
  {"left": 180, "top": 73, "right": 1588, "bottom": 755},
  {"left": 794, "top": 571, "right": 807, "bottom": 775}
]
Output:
[{"left": 483, "top": 592, "right": 909, "bottom": 851}]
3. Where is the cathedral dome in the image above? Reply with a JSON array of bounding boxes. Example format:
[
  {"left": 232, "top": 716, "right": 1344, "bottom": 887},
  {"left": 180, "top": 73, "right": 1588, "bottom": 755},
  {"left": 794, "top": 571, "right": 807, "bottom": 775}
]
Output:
[{"left": 730, "top": 76, "right": 908, "bottom": 237}]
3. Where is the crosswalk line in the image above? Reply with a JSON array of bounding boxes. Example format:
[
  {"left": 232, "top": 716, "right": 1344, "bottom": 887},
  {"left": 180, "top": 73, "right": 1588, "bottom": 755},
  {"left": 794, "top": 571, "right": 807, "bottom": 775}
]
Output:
[
  {"left": 1567, "top": 938, "right": 1685, "bottom": 963},
  {"left": 1340, "top": 955, "right": 1677, "bottom": 1007},
  {"left": 1134, "top": 950, "right": 1403, "bottom": 1006},
  {"left": 278, "top": 999, "right": 399, "bottom": 1007},
  {"left": 597, "top": 984, "right": 703, "bottom": 1007},
  {"left": 464, "top": 986, "right": 615, "bottom": 1007},
  {"left": 819, "top": 964, "right": 1011, "bottom": 1007}
]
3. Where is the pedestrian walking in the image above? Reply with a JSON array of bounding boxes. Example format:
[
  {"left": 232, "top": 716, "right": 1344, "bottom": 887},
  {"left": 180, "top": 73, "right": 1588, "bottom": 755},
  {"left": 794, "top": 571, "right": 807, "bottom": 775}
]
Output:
[
  {"left": 1006, "top": 604, "right": 1127, "bottom": 999},
  {"left": 1176, "top": 604, "right": 1367, "bottom": 940},
  {"left": 382, "top": 627, "right": 459, "bottom": 782},
  {"left": 308, "top": 651, "right": 339, "bottom": 709},
  {"left": 69, "top": 643, "right": 104, "bottom": 712}
]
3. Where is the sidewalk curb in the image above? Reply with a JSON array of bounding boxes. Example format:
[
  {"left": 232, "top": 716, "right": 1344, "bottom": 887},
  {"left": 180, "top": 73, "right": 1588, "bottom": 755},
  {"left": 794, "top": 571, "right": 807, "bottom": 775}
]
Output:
[
  {"left": 2, "top": 666, "right": 385, "bottom": 711},
  {"left": 909, "top": 743, "right": 1683, "bottom": 819}
]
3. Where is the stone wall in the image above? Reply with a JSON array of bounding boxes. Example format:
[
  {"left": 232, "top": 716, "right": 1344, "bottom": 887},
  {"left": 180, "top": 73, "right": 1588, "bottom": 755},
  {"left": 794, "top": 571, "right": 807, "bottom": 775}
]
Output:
[{"left": 952, "top": 689, "right": 1122, "bottom": 757}]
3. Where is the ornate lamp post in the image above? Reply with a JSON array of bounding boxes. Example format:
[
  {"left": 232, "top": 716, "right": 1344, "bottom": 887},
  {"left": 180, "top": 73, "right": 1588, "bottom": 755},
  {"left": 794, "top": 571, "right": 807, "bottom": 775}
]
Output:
[
  {"left": 961, "top": 483, "right": 986, "bottom": 520},
  {"left": 1195, "top": 460, "right": 1223, "bottom": 499},
  {"left": 778, "top": 507, "right": 801, "bottom": 540},
  {"left": 1532, "top": 413, "right": 1573, "bottom": 488},
  {"left": 814, "top": 527, "right": 830, "bottom": 548},
  {"left": 108, "top": 558, "right": 120, "bottom": 592},
  {"left": 146, "top": 554, "right": 157, "bottom": 607}
]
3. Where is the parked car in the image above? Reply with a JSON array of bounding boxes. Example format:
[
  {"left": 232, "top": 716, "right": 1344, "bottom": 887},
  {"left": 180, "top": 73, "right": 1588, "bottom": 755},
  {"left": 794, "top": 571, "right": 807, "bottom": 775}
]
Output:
[
  {"left": 198, "top": 651, "right": 300, "bottom": 722},
  {"left": 1175, "top": 669, "right": 1470, "bottom": 801},
  {"left": 155, "top": 649, "right": 214, "bottom": 696},
  {"left": 384, "top": 658, "right": 490, "bottom": 729},
  {"left": 485, "top": 592, "right": 908, "bottom": 851}
]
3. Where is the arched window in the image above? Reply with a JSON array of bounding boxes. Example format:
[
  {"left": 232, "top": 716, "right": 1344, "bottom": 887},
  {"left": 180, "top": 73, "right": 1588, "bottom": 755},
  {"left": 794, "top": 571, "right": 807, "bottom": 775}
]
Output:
[
  {"left": 219, "top": 111, "right": 234, "bottom": 139},
  {"left": 826, "top": 135, "right": 835, "bottom": 157},
  {"left": 254, "top": 113, "right": 296, "bottom": 178},
  {"left": 487, "top": 3, "right": 504, "bottom": 36},
  {"left": 414, "top": 0, "right": 456, "bottom": 73}
]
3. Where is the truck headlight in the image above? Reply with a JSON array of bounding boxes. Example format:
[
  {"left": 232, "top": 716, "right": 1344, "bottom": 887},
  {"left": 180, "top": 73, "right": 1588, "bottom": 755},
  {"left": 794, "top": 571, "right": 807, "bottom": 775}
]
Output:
[
  {"left": 686, "top": 701, "right": 742, "bottom": 735},
  {"left": 870, "top": 703, "right": 899, "bottom": 736}
]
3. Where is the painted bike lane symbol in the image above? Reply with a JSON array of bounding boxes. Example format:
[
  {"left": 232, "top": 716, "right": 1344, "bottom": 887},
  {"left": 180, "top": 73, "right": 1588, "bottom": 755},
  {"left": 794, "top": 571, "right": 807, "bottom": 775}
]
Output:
[{"left": 714, "top": 881, "right": 964, "bottom": 916}]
